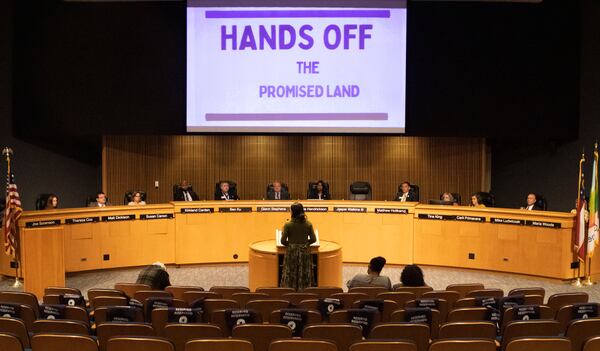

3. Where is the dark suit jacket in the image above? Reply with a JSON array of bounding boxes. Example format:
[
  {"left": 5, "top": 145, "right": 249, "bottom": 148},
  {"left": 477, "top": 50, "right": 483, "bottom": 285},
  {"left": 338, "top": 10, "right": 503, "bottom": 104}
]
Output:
[
  {"left": 174, "top": 188, "right": 199, "bottom": 201},
  {"left": 395, "top": 190, "right": 418, "bottom": 202},
  {"left": 524, "top": 204, "right": 544, "bottom": 211},
  {"left": 215, "top": 191, "right": 239, "bottom": 200},
  {"left": 308, "top": 191, "right": 330, "bottom": 200},
  {"left": 267, "top": 190, "right": 290, "bottom": 200},
  {"left": 88, "top": 201, "right": 112, "bottom": 207}
]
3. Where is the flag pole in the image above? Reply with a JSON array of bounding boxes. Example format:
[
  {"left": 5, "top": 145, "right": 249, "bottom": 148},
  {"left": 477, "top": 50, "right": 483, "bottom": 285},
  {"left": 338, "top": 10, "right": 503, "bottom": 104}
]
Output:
[
  {"left": 584, "top": 142, "right": 599, "bottom": 286},
  {"left": 2, "top": 147, "right": 21, "bottom": 288},
  {"left": 572, "top": 151, "right": 586, "bottom": 286}
]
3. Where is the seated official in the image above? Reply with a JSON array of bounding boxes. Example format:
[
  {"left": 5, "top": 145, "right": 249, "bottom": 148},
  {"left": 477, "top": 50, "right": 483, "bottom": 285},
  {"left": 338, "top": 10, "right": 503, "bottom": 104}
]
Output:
[
  {"left": 441, "top": 192, "right": 459, "bottom": 206},
  {"left": 88, "top": 192, "right": 111, "bottom": 207},
  {"left": 395, "top": 181, "right": 418, "bottom": 202},
  {"left": 521, "top": 193, "right": 543, "bottom": 211},
  {"left": 470, "top": 193, "right": 485, "bottom": 207},
  {"left": 45, "top": 194, "right": 59, "bottom": 209},
  {"left": 136, "top": 262, "right": 171, "bottom": 290},
  {"left": 267, "top": 181, "right": 290, "bottom": 200},
  {"left": 215, "top": 181, "right": 239, "bottom": 200},
  {"left": 394, "top": 264, "right": 426, "bottom": 288},
  {"left": 347, "top": 256, "right": 392, "bottom": 290},
  {"left": 128, "top": 191, "right": 146, "bottom": 206},
  {"left": 307, "top": 180, "right": 330, "bottom": 200},
  {"left": 174, "top": 180, "right": 199, "bottom": 201}
]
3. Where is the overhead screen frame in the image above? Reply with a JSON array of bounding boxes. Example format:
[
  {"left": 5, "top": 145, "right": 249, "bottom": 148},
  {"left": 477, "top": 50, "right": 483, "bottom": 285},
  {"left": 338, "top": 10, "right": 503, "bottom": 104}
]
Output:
[{"left": 186, "top": 0, "right": 408, "bottom": 135}]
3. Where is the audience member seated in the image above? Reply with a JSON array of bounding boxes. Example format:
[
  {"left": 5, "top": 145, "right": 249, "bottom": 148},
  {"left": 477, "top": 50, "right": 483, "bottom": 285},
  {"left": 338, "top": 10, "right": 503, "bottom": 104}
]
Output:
[
  {"left": 215, "top": 181, "right": 239, "bottom": 200},
  {"left": 136, "top": 262, "right": 171, "bottom": 290},
  {"left": 470, "top": 193, "right": 485, "bottom": 207},
  {"left": 307, "top": 180, "right": 330, "bottom": 200},
  {"left": 395, "top": 181, "right": 419, "bottom": 202},
  {"left": 347, "top": 256, "right": 391, "bottom": 290},
  {"left": 398, "top": 264, "right": 426, "bottom": 287},
  {"left": 522, "top": 193, "right": 544, "bottom": 211},
  {"left": 128, "top": 191, "right": 147, "bottom": 206},
  {"left": 173, "top": 180, "right": 199, "bottom": 201},
  {"left": 266, "top": 181, "right": 290, "bottom": 200},
  {"left": 88, "top": 191, "right": 111, "bottom": 207},
  {"left": 44, "top": 194, "right": 59, "bottom": 209}
]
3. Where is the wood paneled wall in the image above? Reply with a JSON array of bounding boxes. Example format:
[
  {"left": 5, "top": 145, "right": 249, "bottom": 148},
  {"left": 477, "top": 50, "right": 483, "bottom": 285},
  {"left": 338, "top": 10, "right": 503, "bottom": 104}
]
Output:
[{"left": 103, "top": 136, "right": 489, "bottom": 205}]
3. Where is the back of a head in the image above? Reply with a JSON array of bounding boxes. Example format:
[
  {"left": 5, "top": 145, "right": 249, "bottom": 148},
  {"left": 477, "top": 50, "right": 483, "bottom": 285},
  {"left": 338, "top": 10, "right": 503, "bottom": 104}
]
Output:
[
  {"left": 369, "top": 256, "right": 386, "bottom": 274},
  {"left": 290, "top": 202, "right": 306, "bottom": 222},
  {"left": 400, "top": 264, "right": 425, "bottom": 287}
]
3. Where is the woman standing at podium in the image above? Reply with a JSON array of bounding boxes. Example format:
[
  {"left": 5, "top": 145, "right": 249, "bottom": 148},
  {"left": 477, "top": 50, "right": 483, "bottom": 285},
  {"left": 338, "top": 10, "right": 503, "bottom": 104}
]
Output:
[{"left": 280, "top": 202, "right": 317, "bottom": 291}]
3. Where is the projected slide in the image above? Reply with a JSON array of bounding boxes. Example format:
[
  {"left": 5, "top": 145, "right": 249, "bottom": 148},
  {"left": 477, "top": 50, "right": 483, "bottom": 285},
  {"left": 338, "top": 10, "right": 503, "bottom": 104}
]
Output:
[{"left": 187, "top": 2, "right": 407, "bottom": 133}]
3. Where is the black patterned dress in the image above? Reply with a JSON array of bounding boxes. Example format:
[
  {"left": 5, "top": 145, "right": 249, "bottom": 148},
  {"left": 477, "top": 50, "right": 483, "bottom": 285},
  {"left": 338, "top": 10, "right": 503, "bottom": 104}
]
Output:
[{"left": 280, "top": 218, "right": 317, "bottom": 290}]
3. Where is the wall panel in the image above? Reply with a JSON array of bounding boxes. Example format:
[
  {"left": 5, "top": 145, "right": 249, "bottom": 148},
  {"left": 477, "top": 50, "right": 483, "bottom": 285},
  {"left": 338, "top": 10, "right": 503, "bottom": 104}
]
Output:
[{"left": 104, "top": 136, "right": 487, "bottom": 204}]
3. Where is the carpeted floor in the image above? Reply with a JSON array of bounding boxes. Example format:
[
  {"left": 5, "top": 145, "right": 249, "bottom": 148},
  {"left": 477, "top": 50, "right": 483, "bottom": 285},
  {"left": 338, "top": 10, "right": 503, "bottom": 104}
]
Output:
[{"left": 1, "top": 264, "right": 598, "bottom": 302}]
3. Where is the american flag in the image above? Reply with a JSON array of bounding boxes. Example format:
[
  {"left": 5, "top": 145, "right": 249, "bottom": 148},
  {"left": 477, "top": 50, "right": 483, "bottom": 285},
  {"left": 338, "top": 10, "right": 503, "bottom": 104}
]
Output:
[{"left": 3, "top": 173, "right": 22, "bottom": 259}]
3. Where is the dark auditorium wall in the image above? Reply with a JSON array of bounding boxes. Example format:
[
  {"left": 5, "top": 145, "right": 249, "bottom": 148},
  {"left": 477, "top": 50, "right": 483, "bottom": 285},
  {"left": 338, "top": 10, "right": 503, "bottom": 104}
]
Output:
[
  {"left": 104, "top": 135, "right": 488, "bottom": 204},
  {"left": 491, "top": 0, "right": 599, "bottom": 212},
  {"left": 0, "top": 1, "right": 101, "bottom": 211}
]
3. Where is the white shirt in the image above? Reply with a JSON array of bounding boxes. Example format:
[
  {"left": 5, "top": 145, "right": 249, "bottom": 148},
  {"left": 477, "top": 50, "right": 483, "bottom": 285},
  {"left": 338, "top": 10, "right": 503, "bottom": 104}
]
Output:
[
  {"left": 183, "top": 191, "right": 192, "bottom": 202},
  {"left": 526, "top": 204, "right": 534, "bottom": 210},
  {"left": 275, "top": 192, "right": 280, "bottom": 200},
  {"left": 98, "top": 203, "right": 105, "bottom": 207},
  {"left": 221, "top": 192, "right": 230, "bottom": 200},
  {"left": 400, "top": 192, "right": 408, "bottom": 202}
]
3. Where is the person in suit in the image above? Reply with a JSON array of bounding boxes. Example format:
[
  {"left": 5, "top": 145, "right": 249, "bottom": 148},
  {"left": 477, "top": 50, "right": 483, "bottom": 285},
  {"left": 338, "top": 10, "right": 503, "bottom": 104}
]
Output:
[
  {"left": 280, "top": 202, "right": 317, "bottom": 290},
  {"left": 346, "top": 256, "right": 392, "bottom": 290},
  {"left": 395, "top": 181, "right": 418, "bottom": 202},
  {"left": 128, "top": 191, "right": 146, "bottom": 206},
  {"left": 307, "top": 180, "right": 330, "bottom": 200},
  {"left": 470, "top": 193, "right": 485, "bottom": 207},
  {"left": 215, "top": 181, "right": 239, "bottom": 200},
  {"left": 174, "top": 180, "right": 199, "bottom": 201},
  {"left": 267, "top": 181, "right": 290, "bottom": 200},
  {"left": 522, "top": 193, "right": 543, "bottom": 211},
  {"left": 44, "top": 194, "right": 59, "bottom": 209},
  {"left": 88, "top": 191, "right": 111, "bottom": 207}
]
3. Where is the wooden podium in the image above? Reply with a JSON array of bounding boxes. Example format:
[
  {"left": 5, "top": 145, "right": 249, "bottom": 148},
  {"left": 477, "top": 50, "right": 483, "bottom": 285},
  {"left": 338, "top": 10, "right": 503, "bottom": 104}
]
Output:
[{"left": 248, "top": 240, "right": 342, "bottom": 291}]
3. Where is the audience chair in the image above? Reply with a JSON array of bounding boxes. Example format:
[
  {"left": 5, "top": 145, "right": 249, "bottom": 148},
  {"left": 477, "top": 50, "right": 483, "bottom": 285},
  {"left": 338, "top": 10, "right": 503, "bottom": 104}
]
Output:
[
  {"left": 556, "top": 303, "right": 600, "bottom": 333},
  {"left": 182, "top": 291, "right": 222, "bottom": 305},
  {"left": 184, "top": 338, "right": 253, "bottom": 351},
  {"left": 0, "top": 317, "right": 30, "bottom": 348},
  {"left": 421, "top": 291, "right": 460, "bottom": 309},
  {"left": 44, "top": 286, "right": 83, "bottom": 296},
  {"left": 202, "top": 299, "right": 240, "bottom": 321},
  {"left": 330, "top": 293, "right": 369, "bottom": 308},
  {"left": 452, "top": 294, "right": 543, "bottom": 309},
  {"left": 107, "top": 337, "right": 174, "bottom": 351},
  {"left": 304, "top": 287, "right": 344, "bottom": 298},
  {"left": 565, "top": 318, "right": 600, "bottom": 351},
  {"left": 88, "top": 289, "right": 126, "bottom": 306},
  {"left": 583, "top": 336, "right": 600, "bottom": 351},
  {"left": 209, "top": 286, "right": 250, "bottom": 299},
  {"left": 349, "top": 340, "right": 416, "bottom": 351},
  {"left": 255, "top": 287, "right": 295, "bottom": 298},
  {"left": 114, "top": 283, "right": 151, "bottom": 299},
  {"left": 329, "top": 309, "right": 382, "bottom": 325},
  {"left": 269, "top": 339, "right": 338, "bottom": 351},
  {"left": 165, "top": 286, "right": 204, "bottom": 300},
  {"left": 91, "top": 296, "right": 129, "bottom": 309},
  {"left": 445, "top": 283, "right": 484, "bottom": 298},
  {"left": 348, "top": 287, "right": 389, "bottom": 298},
  {"left": 232, "top": 324, "right": 293, "bottom": 351},
  {"left": 270, "top": 309, "right": 322, "bottom": 326},
  {"left": 428, "top": 339, "right": 496, "bottom": 351},
  {"left": 231, "top": 293, "right": 270, "bottom": 308},
  {"left": 376, "top": 292, "right": 417, "bottom": 309},
  {"left": 446, "top": 307, "right": 488, "bottom": 322},
  {"left": 404, "top": 298, "right": 448, "bottom": 323},
  {"left": 0, "top": 291, "right": 40, "bottom": 318},
  {"left": 96, "top": 322, "right": 155, "bottom": 351},
  {"left": 297, "top": 299, "right": 319, "bottom": 311},
  {"left": 0, "top": 333, "right": 22, "bottom": 351},
  {"left": 465, "top": 289, "right": 504, "bottom": 299},
  {"left": 504, "top": 337, "right": 571, "bottom": 351},
  {"left": 369, "top": 323, "right": 429, "bottom": 351},
  {"left": 0, "top": 304, "right": 36, "bottom": 331},
  {"left": 246, "top": 299, "right": 290, "bottom": 321},
  {"left": 31, "top": 319, "right": 90, "bottom": 335},
  {"left": 210, "top": 309, "right": 263, "bottom": 336},
  {"left": 438, "top": 321, "right": 497, "bottom": 340},
  {"left": 134, "top": 290, "right": 173, "bottom": 303},
  {"left": 94, "top": 306, "right": 145, "bottom": 324},
  {"left": 393, "top": 286, "right": 433, "bottom": 297},
  {"left": 281, "top": 293, "right": 318, "bottom": 306},
  {"left": 501, "top": 320, "right": 561, "bottom": 349},
  {"left": 547, "top": 292, "right": 589, "bottom": 316},
  {"left": 389, "top": 309, "right": 440, "bottom": 339},
  {"left": 353, "top": 300, "right": 398, "bottom": 322},
  {"left": 31, "top": 334, "right": 98, "bottom": 351},
  {"left": 164, "top": 324, "right": 223, "bottom": 351},
  {"left": 303, "top": 324, "right": 363, "bottom": 351},
  {"left": 508, "top": 287, "right": 545, "bottom": 299},
  {"left": 500, "top": 305, "right": 554, "bottom": 334},
  {"left": 349, "top": 181, "right": 372, "bottom": 200}
]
